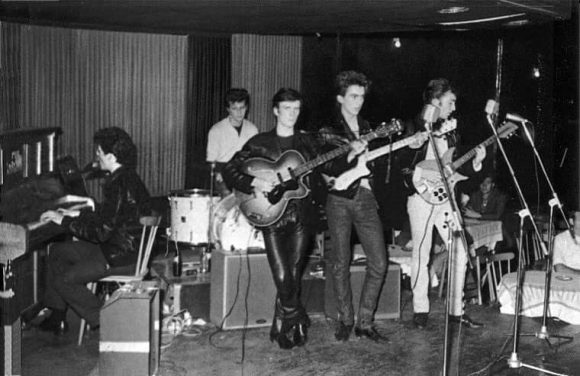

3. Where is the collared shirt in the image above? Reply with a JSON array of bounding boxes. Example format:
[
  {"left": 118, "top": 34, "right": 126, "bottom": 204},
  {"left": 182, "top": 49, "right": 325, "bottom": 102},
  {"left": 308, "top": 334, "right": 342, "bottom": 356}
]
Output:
[
  {"left": 553, "top": 231, "right": 580, "bottom": 270},
  {"left": 206, "top": 117, "right": 259, "bottom": 163}
]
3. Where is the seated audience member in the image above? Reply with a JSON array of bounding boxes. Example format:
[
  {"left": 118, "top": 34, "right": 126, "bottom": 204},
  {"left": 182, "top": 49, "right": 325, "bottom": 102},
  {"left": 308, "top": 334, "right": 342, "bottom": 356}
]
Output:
[
  {"left": 553, "top": 211, "right": 580, "bottom": 276},
  {"left": 23, "top": 127, "right": 151, "bottom": 334},
  {"left": 463, "top": 175, "right": 507, "bottom": 220}
]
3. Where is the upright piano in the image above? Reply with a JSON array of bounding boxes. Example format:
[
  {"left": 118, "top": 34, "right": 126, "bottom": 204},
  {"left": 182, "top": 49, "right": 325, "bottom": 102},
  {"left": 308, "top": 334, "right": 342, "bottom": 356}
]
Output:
[{"left": 0, "top": 127, "right": 87, "bottom": 376}]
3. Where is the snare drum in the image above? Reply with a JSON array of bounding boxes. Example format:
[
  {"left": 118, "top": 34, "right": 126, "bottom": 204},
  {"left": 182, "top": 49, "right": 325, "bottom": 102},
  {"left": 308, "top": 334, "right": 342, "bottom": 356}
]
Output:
[
  {"left": 212, "top": 194, "right": 264, "bottom": 251},
  {"left": 169, "top": 189, "right": 220, "bottom": 244}
]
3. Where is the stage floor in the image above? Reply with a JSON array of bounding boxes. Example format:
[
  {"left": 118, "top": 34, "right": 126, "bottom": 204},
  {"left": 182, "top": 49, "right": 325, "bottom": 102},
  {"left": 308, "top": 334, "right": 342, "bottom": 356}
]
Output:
[{"left": 20, "top": 283, "right": 580, "bottom": 376}]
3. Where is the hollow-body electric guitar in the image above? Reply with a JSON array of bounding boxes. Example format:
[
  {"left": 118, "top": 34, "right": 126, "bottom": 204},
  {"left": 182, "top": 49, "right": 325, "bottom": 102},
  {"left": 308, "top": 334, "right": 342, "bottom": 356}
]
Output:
[
  {"left": 413, "top": 122, "right": 518, "bottom": 205},
  {"left": 235, "top": 121, "right": 402, "bottom": 226},
  {"left": 325, "top": 120, "right": 457, "bottom": 191}
]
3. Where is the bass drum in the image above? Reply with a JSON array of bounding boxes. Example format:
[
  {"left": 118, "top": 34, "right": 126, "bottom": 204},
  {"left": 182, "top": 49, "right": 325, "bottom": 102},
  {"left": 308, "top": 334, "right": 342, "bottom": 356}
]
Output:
[{"left": 212, "top": 194, "right": 265, "bottom": 252}]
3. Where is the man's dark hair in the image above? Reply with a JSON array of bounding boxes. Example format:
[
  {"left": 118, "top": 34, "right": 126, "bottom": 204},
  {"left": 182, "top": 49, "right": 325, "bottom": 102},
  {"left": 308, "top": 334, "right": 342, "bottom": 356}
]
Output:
[
  {"left": 225, "top": 88, "right": 250, "bottom": 107},
  {"left": 422, "top": 78, "right": 458, "bottom": 104},
  {"left": 335, "top": 70, "right": 371, "bottom": 97},
  {"left": 93, "top": 127, "right": 138, "bottom": 169},
  {"left": 272, "top": 87, "right": 303, "bottom": 108}
]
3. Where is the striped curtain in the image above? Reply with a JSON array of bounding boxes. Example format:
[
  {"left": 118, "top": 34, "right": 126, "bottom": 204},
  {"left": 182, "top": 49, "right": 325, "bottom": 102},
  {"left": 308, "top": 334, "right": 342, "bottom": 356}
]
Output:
[
  {"left": 185, "top": 36, "right": 231, "bottom": 189},
  {"left": 12, "top": 23, "right": 188, "bottom": 197},
  {"left": 0, "top": 22, "right": 21, "bottom": 132},
  {"left": 231, "top": 34, "right": 302, "bottom": 132}
]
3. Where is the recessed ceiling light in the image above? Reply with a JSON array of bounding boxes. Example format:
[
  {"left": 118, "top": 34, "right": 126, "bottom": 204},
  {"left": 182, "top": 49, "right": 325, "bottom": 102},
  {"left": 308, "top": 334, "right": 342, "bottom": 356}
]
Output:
[
  {"left": 438, "top": 7, "right": 470, "bottom": 14},
  {"left": 504, "top": 19, "right": 530, "bottom": 26}
]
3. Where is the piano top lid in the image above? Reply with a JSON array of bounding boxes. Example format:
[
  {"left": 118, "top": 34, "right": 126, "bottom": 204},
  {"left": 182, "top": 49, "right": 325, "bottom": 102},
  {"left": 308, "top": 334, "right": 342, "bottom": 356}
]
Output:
[{"left": 0, "top": 127, "right": 62, "bottom": 143}]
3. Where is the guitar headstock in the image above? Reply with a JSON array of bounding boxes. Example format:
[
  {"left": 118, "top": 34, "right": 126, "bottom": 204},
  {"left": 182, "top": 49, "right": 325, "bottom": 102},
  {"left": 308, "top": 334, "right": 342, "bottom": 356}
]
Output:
[
  {"left": 498, "top": 122, "right": 519, "bottom": 139},
  {"left": 373, "top": 118, "right": 404, "bottom": 138}
]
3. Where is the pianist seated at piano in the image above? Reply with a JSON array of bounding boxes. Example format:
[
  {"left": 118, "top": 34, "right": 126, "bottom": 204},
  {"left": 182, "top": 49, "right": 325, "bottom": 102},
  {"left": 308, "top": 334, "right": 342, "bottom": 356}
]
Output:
[
  {"left": 552, "top": 211, "right": 580, "bottom": 277},
  {"left": 23, "top": 127, "right": 151, "bottom": 335}
]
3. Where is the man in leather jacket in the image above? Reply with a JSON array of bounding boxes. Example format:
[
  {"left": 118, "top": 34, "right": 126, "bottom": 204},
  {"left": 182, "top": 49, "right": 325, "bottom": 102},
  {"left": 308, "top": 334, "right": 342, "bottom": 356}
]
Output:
[
  {"left": 223, "top": 88, "right": 323, "bottom": 349},
  {"left": 29, "top": 127, "right": 151, "bottom": 334},
  {"left": 318, "top": 70, "right": 388, "bottom": 342}
]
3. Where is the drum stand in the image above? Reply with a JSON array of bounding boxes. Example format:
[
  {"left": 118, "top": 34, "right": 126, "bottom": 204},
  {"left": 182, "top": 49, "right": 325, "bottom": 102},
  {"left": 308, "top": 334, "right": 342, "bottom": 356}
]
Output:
[{"left": 201, "top": 162, "right": 217, "bottom": 273}]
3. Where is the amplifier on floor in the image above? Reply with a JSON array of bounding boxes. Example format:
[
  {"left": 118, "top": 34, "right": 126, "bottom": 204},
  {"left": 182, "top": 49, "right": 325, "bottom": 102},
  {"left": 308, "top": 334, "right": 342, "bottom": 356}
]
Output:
[
  {"left": 325, "top": 263, "right": 401, "bottom": 321},
  {"left": 210, "top": 248, "right": 276, "bottom": 330},
  {"left": 99, "top": 281, "right": 160, "bottom": 376}
]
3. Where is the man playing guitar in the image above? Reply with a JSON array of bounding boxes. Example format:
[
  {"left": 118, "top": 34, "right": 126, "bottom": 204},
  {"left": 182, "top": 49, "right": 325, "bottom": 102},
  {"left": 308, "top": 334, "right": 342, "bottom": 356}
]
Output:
[
  {"left": 222, "top": 88, "right": 324, "bottom": 350},
  {"left": 406, "top": 78, "right": 486, "bottom": 330}
]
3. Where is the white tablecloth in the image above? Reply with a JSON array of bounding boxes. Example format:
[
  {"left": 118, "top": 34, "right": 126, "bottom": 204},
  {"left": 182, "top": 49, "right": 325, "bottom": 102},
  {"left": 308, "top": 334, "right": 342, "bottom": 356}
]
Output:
[
  {"left": 464, "top": 218, "right": 503, "bottom": 256},
  {"left": 498, "top": 270, "right": 580, "bottom": 325}
]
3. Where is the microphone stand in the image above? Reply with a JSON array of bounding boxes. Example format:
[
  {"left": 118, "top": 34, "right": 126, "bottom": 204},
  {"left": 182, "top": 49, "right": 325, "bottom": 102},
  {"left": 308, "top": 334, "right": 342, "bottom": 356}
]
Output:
[
  {"left": 484, "top": 114, "right": 568, "bottom": 376},
  {"left": 516, "top": 120, "right": 573, "bottom": 348},
  {"left": 423, "top": 119, "right": 468, "bottom": 376}
]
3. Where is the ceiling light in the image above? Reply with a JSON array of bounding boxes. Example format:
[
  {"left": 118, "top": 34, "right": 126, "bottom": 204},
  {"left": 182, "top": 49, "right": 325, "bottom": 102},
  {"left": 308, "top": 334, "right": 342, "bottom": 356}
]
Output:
[
  {"left": 504, "top": 19, "right": 530, "bottom": 27},
  {"left": 438, "top": 7, "right": 469, "bottom": 14}
]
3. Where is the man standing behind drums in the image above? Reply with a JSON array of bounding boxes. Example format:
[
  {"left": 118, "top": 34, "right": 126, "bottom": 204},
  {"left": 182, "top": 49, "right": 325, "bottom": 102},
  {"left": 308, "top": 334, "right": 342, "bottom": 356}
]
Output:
[
  {"left": 206, "top": 88, "right": 258, "bottom": 197},
  {"left": 406, "top": 78, "right": 486, "bottom": 330},
  {"left": 222, "top": 88, "right": 324, "bottom": 350}
]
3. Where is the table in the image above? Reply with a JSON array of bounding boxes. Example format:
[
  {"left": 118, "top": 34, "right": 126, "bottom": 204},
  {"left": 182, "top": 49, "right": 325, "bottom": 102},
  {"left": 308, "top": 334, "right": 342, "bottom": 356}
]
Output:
[
  {"left": 465, "top": 219, "right": 503, "bottom": 304},
  {"left": 497, "top": 270, "right": 580, "bottom": 325}
]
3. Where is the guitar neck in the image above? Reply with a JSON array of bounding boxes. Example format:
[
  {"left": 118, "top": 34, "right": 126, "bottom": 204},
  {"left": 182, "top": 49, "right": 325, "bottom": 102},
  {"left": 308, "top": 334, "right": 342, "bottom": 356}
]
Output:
[
  {"left": 294, "top": 131, "right": 383, "bottom": 176},
  {"left": 365, "top": 132, "right": 424, "bottom": 162},
  {"left": 451, "top": 135, "right": 496, "bottom": 171}
]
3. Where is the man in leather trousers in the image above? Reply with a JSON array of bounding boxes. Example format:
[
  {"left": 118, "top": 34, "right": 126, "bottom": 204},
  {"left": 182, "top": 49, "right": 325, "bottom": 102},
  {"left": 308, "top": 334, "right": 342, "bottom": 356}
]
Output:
[
  {"left": 222, "top": 88, "right": 325, "bottom": 349},
  {"left": 26, "top": 127, "right": 151, "bottom": 334}
]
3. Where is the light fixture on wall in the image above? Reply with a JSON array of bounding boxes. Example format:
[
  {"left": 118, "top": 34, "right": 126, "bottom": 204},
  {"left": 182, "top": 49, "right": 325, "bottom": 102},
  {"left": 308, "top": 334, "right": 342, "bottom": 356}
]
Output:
[
  {"left": 393, "top": 37, "right": 401, "bottom": 48},
  {"left": 532, "top": 67, "right": 540, "bottom": 78}
]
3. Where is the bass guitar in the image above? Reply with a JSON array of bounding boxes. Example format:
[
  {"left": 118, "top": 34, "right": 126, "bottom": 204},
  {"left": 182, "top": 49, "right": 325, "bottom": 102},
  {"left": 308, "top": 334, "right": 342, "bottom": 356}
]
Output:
[
  {"left": 324, "top": 120, "right": 457, "bottom": 191},
  {"left": 235, "top": 120, "right": 403, "bottom": 226},
  {"left": 413, "top": 122, "right": 518, "bottom": 205}
]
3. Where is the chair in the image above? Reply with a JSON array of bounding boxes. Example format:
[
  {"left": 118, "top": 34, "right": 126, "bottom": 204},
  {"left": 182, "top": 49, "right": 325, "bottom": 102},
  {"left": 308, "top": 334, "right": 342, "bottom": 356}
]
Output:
[
  {"left": 77, "top": 215, "right": 161, "bottom": 345},
  {"left": 483, "top": 251, "right": 515, "bottom": 303}
]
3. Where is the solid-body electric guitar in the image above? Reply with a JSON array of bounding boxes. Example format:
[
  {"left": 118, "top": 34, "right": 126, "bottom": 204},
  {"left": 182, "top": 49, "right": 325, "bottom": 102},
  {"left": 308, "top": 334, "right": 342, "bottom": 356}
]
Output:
[
  {"left": 235, "top": 121, "right": 402, "bottom": 226},
  {"left": 325, "top": 120, "right": 456, "bottom": 191},
  {"left": 413, "top": 122, "right": 518, "bottom": 205}
]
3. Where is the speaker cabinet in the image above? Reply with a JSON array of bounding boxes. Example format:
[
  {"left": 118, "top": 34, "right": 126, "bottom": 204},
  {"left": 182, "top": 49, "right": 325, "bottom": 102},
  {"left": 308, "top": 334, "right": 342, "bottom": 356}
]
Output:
[
  {"left": 210, "top": 249, "right": 276, "bottom": 330},
  {"left": 325, "top": 263, "right": 401, "bottom": 321},
  {"left": 100, "top": 281, "right": 160, "bottom": 376}
]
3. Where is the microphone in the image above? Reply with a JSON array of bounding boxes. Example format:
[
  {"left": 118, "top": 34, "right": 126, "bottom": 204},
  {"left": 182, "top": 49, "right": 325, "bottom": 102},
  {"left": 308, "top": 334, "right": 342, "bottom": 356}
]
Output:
[
  {"left": 506, "top": 113, "right": 529, "bottom": 123},
  {"left": 421, "top": 104, "right": 440, "bottom": 125},
  {"left": 81, "top": 160, "right": 99, "bottom": 173},
  {"left": 484, "top": 99, "right": 499, "bottom": 116}
]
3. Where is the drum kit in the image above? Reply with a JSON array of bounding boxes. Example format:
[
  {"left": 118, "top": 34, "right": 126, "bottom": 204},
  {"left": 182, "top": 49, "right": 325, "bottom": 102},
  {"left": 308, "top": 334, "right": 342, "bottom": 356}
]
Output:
[{"left": 167, "top": 164, "right": 264, "bottom": 253}]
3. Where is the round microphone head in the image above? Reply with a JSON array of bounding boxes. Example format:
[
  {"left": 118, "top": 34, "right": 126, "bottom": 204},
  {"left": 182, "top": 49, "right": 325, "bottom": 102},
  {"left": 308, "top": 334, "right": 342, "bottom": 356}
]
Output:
[
  {"left": 485, "top": 99, "right": 499, "bottom": 115},
  {"left": 421, "top": 104, "right": 440, "bottom": 124}
]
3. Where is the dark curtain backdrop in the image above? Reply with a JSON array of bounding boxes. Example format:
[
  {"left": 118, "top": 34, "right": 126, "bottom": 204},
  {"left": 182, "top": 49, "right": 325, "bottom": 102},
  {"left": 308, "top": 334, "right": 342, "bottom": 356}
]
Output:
[
  {"left": 301, "top": 27, "right": 565, "bottom": 228},
  {"left": 185, "top": 36, "right": 231, "bottom": 190},
  {"left": 0, "top": 23, "right": 21, "bottom": 132}
]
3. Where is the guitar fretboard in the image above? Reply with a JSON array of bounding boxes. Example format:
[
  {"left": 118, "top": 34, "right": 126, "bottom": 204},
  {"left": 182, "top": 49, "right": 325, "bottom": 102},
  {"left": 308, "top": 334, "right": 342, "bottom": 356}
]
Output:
[
  {"left": 293, "top": 130, "right": 387, "bottom": 176},
  {"left": 450, "top": 123, "right": 516, "bottom": 171}
]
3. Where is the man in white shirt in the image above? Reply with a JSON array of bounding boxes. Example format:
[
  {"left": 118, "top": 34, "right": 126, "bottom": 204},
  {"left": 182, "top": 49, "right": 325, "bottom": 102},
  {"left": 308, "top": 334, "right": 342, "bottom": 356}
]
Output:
[
  {"left": 206, "top": 88, "right": 258, "bottom": 196},
  {"left": 553, "top": 211, "right": 580, "bottom": 276}
]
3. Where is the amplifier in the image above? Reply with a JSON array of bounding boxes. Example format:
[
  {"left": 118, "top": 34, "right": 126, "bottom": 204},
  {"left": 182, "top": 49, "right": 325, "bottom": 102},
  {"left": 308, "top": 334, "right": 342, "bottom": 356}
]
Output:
[
  {"left": 325, "top": 263, "right": 401, "bottom": 321},
  {"left": 210, "top": 249, "right": 276, "bottom": 330},
  {"left": 99, "top": 281, "right": 160, "bottom": 376}
]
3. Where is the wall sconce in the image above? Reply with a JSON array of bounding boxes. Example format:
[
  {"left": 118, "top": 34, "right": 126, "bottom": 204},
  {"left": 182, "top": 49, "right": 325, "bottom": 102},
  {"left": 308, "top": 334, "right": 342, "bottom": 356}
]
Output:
[
  {"left": 393, "top": 38, "right": 401, "bottom": 48},
  {"left": 532, "top": 67, "right": 540, "bottom": 78}
]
